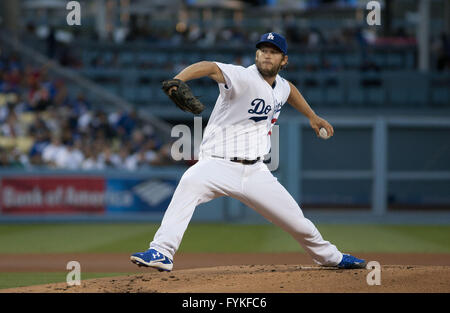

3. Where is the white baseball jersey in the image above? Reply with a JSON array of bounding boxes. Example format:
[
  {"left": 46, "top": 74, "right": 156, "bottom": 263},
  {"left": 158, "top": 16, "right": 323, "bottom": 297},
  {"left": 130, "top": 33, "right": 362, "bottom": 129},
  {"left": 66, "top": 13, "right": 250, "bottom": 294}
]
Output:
[
  {"left": 198, "top": 62, "right": 291, "bottom": 160},
  {"left": 149, "top": 61, "right": 344, "bottom": 268}
]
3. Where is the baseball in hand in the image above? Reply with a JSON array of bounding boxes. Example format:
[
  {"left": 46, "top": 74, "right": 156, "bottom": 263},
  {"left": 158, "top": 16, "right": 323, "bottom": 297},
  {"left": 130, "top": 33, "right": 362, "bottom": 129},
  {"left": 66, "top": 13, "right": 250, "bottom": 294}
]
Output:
[{"left": 319, "top": 127, "right": 330, "bottom": 139}]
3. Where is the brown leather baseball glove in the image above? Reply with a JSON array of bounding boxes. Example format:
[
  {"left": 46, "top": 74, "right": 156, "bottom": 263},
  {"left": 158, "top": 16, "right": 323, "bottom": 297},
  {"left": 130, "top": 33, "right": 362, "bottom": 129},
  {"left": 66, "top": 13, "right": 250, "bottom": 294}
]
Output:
[{"left": 161, "top": 79, "right": 205, "bottom": 115}]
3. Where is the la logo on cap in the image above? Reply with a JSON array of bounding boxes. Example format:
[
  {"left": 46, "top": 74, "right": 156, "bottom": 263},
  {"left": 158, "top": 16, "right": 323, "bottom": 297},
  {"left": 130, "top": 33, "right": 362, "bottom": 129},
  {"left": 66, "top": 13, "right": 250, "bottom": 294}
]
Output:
[{"left": 267, "top": 33, "right": 274, "bottom": 40}]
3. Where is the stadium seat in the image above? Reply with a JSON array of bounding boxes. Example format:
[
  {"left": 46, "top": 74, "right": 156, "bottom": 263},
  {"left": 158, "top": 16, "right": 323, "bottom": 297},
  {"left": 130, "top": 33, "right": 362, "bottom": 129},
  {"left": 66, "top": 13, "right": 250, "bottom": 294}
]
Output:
[
  {"left": 386, "top": 52, "right": 404, "bottom": 69},
  {"left": 102, "top": 84, "right": 120, "bottom": 95},
  {"left": 121, "top": 86, "right": 138, "bottom": 102},
  {"left": 386, "top": 72, "right": 429, "bottom": 107},
  {"left": 407, "top": 73, "right": 428, "bottom": 107},
  {"left": 343, "top": 53, "right": 362, "bottom": 69},
  {"left": 187, "top": 53, "right": 202, "bottom": 64},
  {"left": 385, "top": 72, "right": 408, "bottom": 106},
  {"left": 303, "top": 53, "right": 321, "bottom": 68},
  {"left": 0, "top": 136, "right": 15, "bottom": 149},
  {"left": 345, "top": 72, "right": 364, "bottom": 106},
  {"left": 137, "top": 52, "right": 154, "bottom": 66},
  {"left": 288, "top": 54, "right": 304, "bottom": 69},
  {"left": 302, "top": 74, "right": 323, "bottom": 105},
  {"left": 154, "top": 86, "right": 169, "bottom": 103},
  {"left": 371, "top": 53, "right": 386, "bottom": 69},
  {"left": 16, "top": 136, "right": 34, "bottom": 153},
  {"left": 405, "top": 52, "right": 415, "bottom": 69},
  {"left": 366, "top": 87, "right": 386, "bottom": 106},
  {"left": 0, "top": 93, "right": 18, "bottom": 107},
  {"left": 347, "top": 88, "right": 364, "bottom": 106},
  {"left": 119, "top": 52, "right": 136, "bottom": 67},
  {"left": 323, "top": 74, "right": 345, "bottom": 106},
  {"left": 361, "top": 72, "right": 385, "bottom": 106},
  {"left": 430, "top": 74, "right": 450, "bottom": 106},
  {"left": 18, "top": 112, "right": 36, "bottom": 126},
  {"left": 325, "top": 53, "right": 344, "bottom": 69},
  {"left": 154, "top": 53, "right": 169, "bottom": 64},
  {"left": 138, "top": 87, "right": 153, "bottom": 103},
  {"left": 431, "top": 88, "right": 449, "bottom": 106}
]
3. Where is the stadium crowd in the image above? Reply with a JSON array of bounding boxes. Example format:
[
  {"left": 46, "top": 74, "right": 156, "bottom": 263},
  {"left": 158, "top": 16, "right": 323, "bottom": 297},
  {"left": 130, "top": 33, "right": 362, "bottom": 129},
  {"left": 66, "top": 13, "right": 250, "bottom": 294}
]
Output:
[
  {"left": 0, "top": 52, "right": 174, "bottom": 170},
  {"left": 27, "top": 20, "right": 444, "bottom": 73}
]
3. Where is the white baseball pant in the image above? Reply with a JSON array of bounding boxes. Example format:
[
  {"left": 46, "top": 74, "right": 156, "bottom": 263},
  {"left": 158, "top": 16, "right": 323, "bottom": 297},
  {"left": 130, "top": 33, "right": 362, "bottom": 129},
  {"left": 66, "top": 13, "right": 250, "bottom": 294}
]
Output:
[{"left": 150, "top": 157, "right": 343, "bottom": 266}]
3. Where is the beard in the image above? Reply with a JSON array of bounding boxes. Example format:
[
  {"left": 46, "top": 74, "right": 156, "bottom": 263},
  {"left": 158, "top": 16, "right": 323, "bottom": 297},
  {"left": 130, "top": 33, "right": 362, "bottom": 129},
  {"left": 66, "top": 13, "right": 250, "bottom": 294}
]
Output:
[{"left": 255, "top": 59, "right": 282, "bottom": 78}]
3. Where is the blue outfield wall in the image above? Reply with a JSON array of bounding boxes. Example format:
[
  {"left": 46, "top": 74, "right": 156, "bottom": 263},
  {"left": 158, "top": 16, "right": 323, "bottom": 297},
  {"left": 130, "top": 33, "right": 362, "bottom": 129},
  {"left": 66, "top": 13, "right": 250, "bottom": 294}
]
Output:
[
  {"left": 1, "top": 166, "right": 450, "bottom": 224},
  {"left": 0, "top": 166, "right": 228, "bottom": 222}
]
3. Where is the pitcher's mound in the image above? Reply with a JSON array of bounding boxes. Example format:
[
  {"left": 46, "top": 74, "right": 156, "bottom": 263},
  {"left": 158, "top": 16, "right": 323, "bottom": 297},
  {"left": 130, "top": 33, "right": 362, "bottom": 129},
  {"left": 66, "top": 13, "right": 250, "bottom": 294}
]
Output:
[{"left": 2, "top": 264, "right": 450, "bottom": 293}]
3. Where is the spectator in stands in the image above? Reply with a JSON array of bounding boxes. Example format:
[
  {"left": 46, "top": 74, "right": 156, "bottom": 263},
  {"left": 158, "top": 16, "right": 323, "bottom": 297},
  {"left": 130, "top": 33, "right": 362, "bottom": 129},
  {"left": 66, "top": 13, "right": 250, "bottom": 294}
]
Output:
[
  {"left": 60, "top": 119, "right": 75, "bottom": 145},
  {"left": 52, "top": 78, "right": 68, "bottom": 106},
  {"left": 91, "top": 110, "right": 116, "bottom": 140},
  {"left": 57, "top": 139, "right": 84, "bottom": 170},
  {"left": 130, "top": 129, "right": 146, "bottom": 154},
  {"left": 9, "top": 147, "right": 25, "bottom": 168},
  {"left": 0, "top": 148, "right": 11, "bottom": 167},
  {"left": 123, "top": 150, "right": 142, "bottom": 171},
  {"left": 59, "top": 45, "right": 83, "bottom": 68},
  {"left": 31, "top": 86, "right": 53, "bottom": 112},
  {"left": 41, "top": 135, "right": 65, "bottom": 168},
  {"left": 4, "top": 66, "right": 22, "bottom": 91},
  {"left": 307, "top": 27, "right": 323, "bottom": 47},
  {"left": 97, "top": 145, "right": 118, "bottom": 169},
  {"left": 77, "top": 109, "right": 93, "bottom": 133},
  {"left": 28, "top": 127, "right": 50, "bottom": 166},
  {"left": 113, "top": 145, "right": 133, "bottom": 170},
  {"left": 115, "top": 109, "right": 139, "bottom": 140},
  {"left": 0, "top": 51, "right": 178, "bottom": 170},
  {"left": 1, "top": 110, "right": 25, "bottom": 138},
  {"left": 81, "top": 146, "right": 99, "bottom": 170},
  {"left": 187, "top": 24, "right": 203, "bottom": 43},
  {"left": 147, "top": 142, "right": 175, "bottom": 166},
  {"left": 285, "top": 15, "right": 301, "bottom": 44}
]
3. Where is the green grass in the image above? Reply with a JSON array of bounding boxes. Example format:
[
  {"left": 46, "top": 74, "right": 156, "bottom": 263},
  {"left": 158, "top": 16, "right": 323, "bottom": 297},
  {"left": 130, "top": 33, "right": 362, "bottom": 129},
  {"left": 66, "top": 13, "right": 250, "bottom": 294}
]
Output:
[
  {"left": 0, "top": 224, "right": 159, "bottom": 254},
  {"left": 0, "top": 272, "right": 131, "bottom": 290},
  {"left": 0, "top": 223, "right": 448, "bottom": 290},
  {"left": 316, "top": 225, "right": 450, "bottom": 253},
  {"left": 0, "top": 223, "right": 449, "bottom": 254}
]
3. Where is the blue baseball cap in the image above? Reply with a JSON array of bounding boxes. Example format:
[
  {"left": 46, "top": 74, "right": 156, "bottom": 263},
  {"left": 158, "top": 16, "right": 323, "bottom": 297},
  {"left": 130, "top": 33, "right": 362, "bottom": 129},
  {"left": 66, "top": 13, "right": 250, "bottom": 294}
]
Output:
[{"left": 256, "top": 32, "right": 288, "bottom": 55}]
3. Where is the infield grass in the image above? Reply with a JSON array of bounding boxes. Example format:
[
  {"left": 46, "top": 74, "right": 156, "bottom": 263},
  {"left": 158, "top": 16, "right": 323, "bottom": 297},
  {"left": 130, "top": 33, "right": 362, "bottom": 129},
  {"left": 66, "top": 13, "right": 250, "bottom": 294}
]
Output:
[
  {"left": 0, "top": 223, "right": 449, "bottom": 254},
  {"left": 0, "top": 272, "right": 131, "bottom": 290}
]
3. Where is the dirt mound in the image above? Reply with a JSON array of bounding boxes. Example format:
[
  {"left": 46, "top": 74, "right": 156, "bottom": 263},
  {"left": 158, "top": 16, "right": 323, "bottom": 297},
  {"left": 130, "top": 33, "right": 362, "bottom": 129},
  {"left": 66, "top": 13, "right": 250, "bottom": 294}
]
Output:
[{"left": 2, "top": 264, "right": 450, "bottom": 293}]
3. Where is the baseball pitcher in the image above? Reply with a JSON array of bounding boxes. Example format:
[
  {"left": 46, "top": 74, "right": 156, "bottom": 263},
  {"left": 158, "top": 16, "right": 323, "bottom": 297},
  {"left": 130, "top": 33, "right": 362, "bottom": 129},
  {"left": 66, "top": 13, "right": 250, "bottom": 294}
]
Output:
[{"left": 131, "top": 32, "right": 366, "bottom": 271}]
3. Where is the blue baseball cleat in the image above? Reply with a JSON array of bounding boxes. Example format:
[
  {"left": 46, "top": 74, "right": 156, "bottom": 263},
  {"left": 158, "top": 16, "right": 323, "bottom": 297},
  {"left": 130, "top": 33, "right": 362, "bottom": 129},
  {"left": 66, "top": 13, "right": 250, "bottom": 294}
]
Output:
[
  {"left": 130, "top": 248, "right": 173, "bottom": 272},
  {"left": 337, "top": 254, "right": 367, "bottom": 269}
]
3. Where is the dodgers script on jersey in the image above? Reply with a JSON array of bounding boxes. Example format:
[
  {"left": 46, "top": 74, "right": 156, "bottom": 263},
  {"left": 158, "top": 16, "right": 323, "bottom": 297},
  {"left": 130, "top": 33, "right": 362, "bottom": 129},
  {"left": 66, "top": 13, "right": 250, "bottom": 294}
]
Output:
[{"left": 198, "top": 62, "right": 291, "bottom": 160}]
